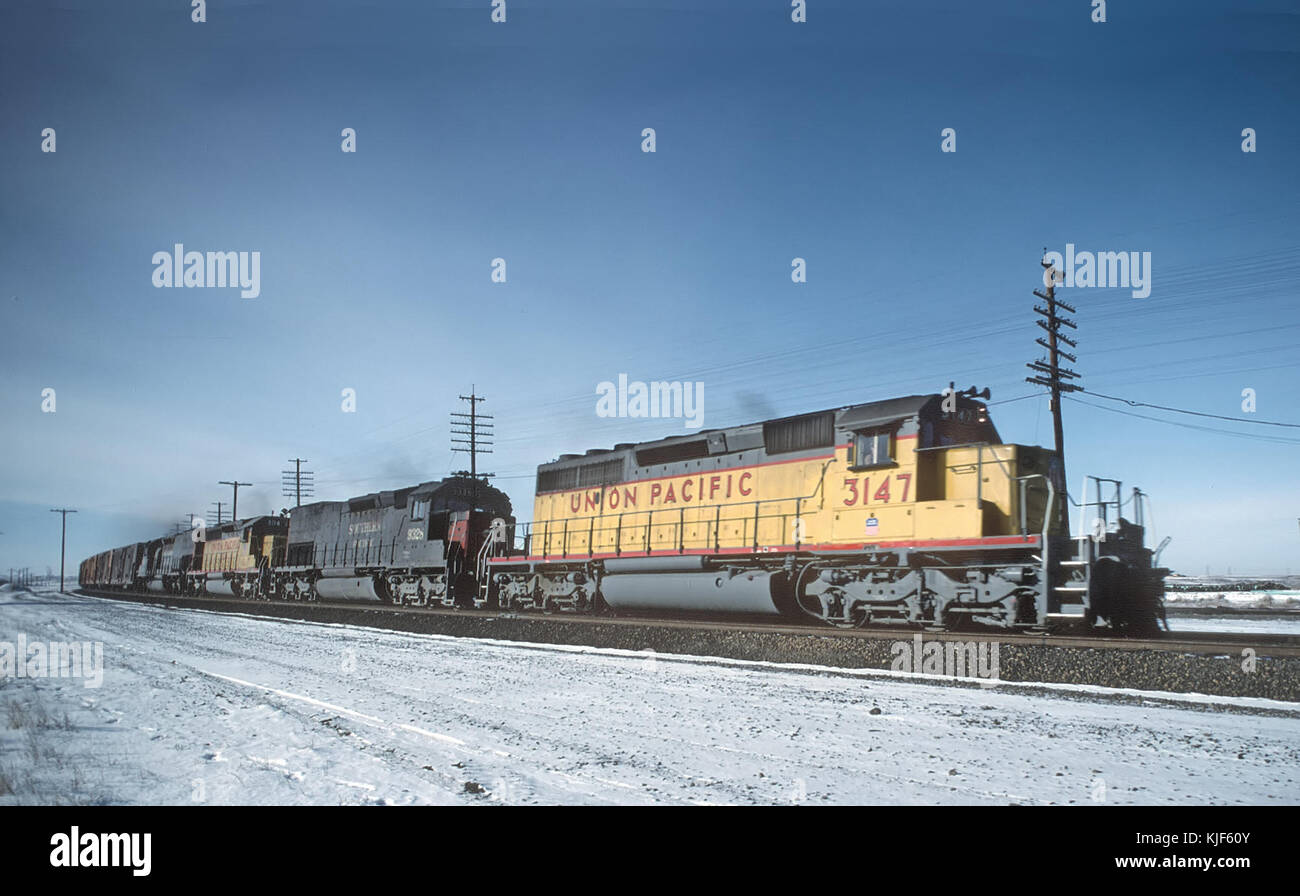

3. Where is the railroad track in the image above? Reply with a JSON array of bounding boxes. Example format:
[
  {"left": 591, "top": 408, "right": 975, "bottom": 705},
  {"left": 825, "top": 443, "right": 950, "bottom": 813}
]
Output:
[{"left": 72, "top": 588, "right": 1300, "bottom": 658}]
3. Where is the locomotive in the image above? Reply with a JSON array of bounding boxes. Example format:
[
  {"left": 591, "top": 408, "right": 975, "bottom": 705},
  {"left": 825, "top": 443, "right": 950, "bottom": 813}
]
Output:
[
  {"left": 81, "top": 392, "right": 1169, "bottom": 632},
  {"left": 484, "top": 391, "right": 1167, "bottom": 632}
]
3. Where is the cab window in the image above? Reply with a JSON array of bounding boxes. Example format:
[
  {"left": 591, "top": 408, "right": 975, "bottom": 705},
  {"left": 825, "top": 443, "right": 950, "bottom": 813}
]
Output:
[
  {"left": 410, "top": 498, "right": 429, "bottom": 521},
  {"left": 850, "top": 428, "right": 894, "bottom": 470}
]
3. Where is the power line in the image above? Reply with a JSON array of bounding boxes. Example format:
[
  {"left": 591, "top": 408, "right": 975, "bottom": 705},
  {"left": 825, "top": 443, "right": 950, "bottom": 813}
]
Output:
[
  {"left": 1065, "top": 395, "right": 1300, "bottom": 446},
  {"left": 987, "top": 392, "right": 1044, "bottom": 407},
  {"left": 284, "top": 242, "right": 1300, "bottom": 486},
  {"left": 1081, "top": 389, "right": 1300, "bottom": 429}
]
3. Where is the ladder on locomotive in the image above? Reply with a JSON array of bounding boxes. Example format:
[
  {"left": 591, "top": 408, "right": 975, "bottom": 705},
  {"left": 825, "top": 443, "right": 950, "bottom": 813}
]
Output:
[
  {"left": 1052, "top": 476, "right": 1126, "bottom": 619},
  {"left": 474, "top": 518, "right": 511, "bottom": 605}
]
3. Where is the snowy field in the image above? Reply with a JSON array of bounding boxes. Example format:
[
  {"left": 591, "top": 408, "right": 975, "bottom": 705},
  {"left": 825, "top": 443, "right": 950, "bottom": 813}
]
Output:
[
  {"left": 1163, "top": 590, "right": 1300, "bottom": 635},
  {"left": 1, "top": 585, "right": 1298, "bottom": 806},
  {"left": 1165, "top": 590, "right": 1300, "bottom": 611},
  {"left": 1166, "top": 614, "right": 1300, "bottom": 636}
]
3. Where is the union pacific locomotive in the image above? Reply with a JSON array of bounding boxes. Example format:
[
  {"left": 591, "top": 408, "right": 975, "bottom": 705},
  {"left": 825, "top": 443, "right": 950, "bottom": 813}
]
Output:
[{"left": 81, "top": 393, "right": 1169, "bottom": 632}]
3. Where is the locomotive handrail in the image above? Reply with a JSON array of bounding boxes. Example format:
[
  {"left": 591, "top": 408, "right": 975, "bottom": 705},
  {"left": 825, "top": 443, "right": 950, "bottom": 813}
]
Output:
[
  {"left": 1013, "top": 472, "right": 1055, "bottom": 626},
  {"left": 1013, "top": 473, "right": 1053, "bottom": 542},
  {"left": 509, "top": 489, "right": 857, "bottom": 560},
  {"left": 496, "top": 456, "right": 1059, "bottom": 563},
  {"left": 1076, "top": 475, "right": 1125, "bottom": 540}
]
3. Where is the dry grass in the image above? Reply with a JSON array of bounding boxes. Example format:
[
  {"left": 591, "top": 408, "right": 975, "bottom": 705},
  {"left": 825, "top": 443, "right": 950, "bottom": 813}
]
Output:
[{"left": 0, "top": 683, "right": 104, "bottom": 805}]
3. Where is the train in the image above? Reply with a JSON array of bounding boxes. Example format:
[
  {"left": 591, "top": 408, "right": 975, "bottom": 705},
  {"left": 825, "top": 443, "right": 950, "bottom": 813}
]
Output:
[
  {"left": 80, "top": 477, "right": 515, "bottom": 608},
  {"left": 80, "top": 391, "right": 1170, "bottom": 633}
]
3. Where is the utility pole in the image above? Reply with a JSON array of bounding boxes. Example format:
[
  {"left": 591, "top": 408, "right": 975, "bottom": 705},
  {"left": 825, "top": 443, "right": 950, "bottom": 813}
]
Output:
[
  {"left": 209, "top": 501, "right": 225, "bottom": 527},
  {"left": 218, "top": 480, "right": 251, "bottom": 521},
  {"left": 1025, "top": 252, "right": 1080, "bottom": 532},
  {"left": 49, "top": 508, "right": 77, "bottom": 593},
  {"left": 451, "top": 388, "right": 495, "bottom": 509},
  {"left": 281, "top": 459, "right": 314, "bottom": 508}
]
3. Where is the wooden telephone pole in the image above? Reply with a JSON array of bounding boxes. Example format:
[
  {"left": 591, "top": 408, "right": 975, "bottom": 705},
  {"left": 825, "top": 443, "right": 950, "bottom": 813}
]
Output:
[
  {"left": 1026, "top": 253, "right": 1080, "bottom": 532},
  {"left": 49, "top": 508, "right": 77, "bottom": 593},
  {"left": 218, "top": 480, "right": 252, "bottom": 521},
  {"left": 282, "top": 459, "right": 314, "bottom": 508},
  {"left": 451, "top": 388, "right": 495, "bottom": 510}
]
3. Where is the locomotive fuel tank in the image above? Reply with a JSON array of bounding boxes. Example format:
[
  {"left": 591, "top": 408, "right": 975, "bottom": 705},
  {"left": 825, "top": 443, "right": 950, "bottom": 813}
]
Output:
[
  {"left": 205, "top": 575, "right": 236, "bottom": 597},
  {"left": 314, "top": 570, "right": 382, "bottom": 601},
  {"left": 601, "top": 558, "right": 786, "bottom": 615}
]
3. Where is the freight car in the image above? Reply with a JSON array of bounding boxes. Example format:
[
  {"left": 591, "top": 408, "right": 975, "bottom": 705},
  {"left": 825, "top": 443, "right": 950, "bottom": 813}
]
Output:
[{"left": 481, "top": 392, "right": 1167, "bottom": 632}]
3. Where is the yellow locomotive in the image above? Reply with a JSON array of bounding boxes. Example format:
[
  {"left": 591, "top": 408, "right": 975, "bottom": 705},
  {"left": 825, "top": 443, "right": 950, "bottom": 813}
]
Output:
[
  {"left": 484, "top": 392, "right": 1166, "bottom": 631},
  {"left": 197, "top": 516, "right": 287, "bottom": 598}
]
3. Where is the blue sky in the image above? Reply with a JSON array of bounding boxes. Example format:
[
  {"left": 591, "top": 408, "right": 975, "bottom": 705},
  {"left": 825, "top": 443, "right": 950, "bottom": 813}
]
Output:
[{"left": 1, "top": 0, "right": 1298, "bottom": 577}]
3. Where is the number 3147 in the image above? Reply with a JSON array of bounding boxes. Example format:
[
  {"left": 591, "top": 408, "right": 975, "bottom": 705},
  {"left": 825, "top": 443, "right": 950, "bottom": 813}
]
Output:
[{"left": 843, "top": 474, "right": 911, "bottom": 506}]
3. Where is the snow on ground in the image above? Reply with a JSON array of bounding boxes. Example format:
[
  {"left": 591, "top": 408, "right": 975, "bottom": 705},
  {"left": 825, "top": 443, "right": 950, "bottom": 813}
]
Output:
[
  {"left": 1164, "top": 589, "right": 1300, "bottom": 611},
  {"left": 1165, "top": 614, "right": 1300, "bottom": 636},
  {"left": 1, "top": 585, "right": 1298, "bottom": 806}
]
